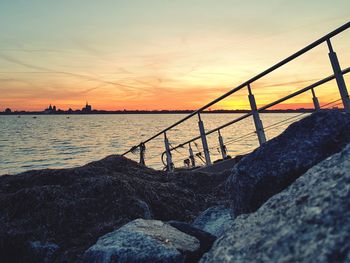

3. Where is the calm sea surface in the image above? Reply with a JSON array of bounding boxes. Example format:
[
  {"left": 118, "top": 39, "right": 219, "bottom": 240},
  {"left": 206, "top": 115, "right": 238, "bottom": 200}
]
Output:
[{"left": 0, "top": 113, "right": 306, "bottom": 175}]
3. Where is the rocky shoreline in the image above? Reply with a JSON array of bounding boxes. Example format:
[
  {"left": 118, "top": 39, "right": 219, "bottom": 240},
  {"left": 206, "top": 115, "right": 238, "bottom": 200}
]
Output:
[{"left": 0, "top": 110, "right": 349, "bottom": 262}]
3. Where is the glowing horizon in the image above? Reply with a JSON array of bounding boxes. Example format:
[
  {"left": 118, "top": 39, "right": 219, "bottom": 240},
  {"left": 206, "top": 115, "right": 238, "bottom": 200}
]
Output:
[{"left": 0, "top": 1, "right": 349, "bottom": 112}]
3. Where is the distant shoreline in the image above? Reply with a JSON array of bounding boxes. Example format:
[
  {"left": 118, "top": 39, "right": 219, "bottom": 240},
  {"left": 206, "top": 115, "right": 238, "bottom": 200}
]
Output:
[{"left": 0, "top": 108, "right": 327, "bottom": 115}]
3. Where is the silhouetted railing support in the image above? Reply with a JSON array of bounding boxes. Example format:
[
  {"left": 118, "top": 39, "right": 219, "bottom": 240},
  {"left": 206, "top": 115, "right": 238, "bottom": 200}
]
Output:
[
  {"left": 139, "top": 143, "right": 146, "bottom": 166},
  {"left": 164, "top": 132, "right": 173, "bottom": 171},
  {"left": 218, "top": 130, "right": 227, "bottom": 159},
  {"left": 248, "top": 84, "right": 266, "bottom": 145},
  {"left": 198, "top": 114, "right": 211, "bottom": 165},
  {"left": 188, "top": 143, "right": 196, "bottom": 167},
  {"left": 327, "top": 39, "right": 350, "bottom": 112},
  {"left": 311, "top": 88, "right": 320, "bottom": 111}
]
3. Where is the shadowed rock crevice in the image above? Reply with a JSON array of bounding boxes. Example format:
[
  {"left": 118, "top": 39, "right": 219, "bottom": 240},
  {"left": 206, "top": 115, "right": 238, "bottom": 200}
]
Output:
[{"left": 192, "top": 205, "right": 234, "bottom": 237}]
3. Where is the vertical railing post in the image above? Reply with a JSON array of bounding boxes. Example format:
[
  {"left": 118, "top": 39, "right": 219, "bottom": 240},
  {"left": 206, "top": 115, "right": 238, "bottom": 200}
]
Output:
[
  {"left": 198, "top": 113, "right": 211, "bottom": 166},
  {"left": 311, "top": 88, "right": 320, "bottom": 111},
  {"left": 188, "top": 143, "right": 196, "bottom": 167},
  {"left": 327, "top": 39, "right": 350, "bottom": 112},
  {"left": 218, "top": 130, "right": 227, "bottom": 159},
  {"left": 164, "top": 132, "right": 173, "bottom": 171},
  {"left": 248, "top": 84, "right": 266, "bottom": 145},
  {"left": 139, "top": 142, "right": 146, "bottom": 166}
]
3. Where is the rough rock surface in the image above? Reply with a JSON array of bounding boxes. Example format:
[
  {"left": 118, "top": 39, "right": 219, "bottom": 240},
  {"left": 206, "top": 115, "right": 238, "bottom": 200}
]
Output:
[
  {"left": 227, "top": 110, "right": 350, "bottom": 215},
  {"left": 201, "top": 143, "right": 350, "bottom": 263},
  {"left": 83, "top": 219, "right": 200, "bottom": 263},
  {"left": 29, "top": 241, "right": 59, "bottom": 263},
  {"left": 0, "top": 157, "right": 228, "bottom": 262},
  {"left": 167, "top": 221, "right": 216, "bottom": 261},
  {"left": 192, "top": 206, "right": 233, "bottom": 237}
]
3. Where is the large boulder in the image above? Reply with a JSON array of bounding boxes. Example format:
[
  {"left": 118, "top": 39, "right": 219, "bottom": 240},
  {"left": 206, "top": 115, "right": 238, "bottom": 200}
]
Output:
[
  {"left": 82, "top": 219, "right": 200, "bottom": 263},
  {"left": 201, "top": 143, "right": 350, "bottom": 262},
  {"left": 192, "top": 206, "right": 234, "bottom": 237},
  {"left": 0, "top": 156, "right": 228, "bottom": 262},
  {"left": 226, "top": 110, "right": 350, "bottom": 215}
]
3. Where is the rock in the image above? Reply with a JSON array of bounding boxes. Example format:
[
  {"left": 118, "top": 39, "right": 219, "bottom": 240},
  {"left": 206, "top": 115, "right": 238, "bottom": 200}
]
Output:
[
  {"left": 226, "top": 111, "right": 350, "bottom": 215},
  {"left": 135, "top": 199, "right": 153, "bottom": 219},
  {"left": 29, "top": 241, "right": 59, "bottom": 263},
  {"left": 167, "top": 221, "right": 216, "bottom": 261},
  {"left": 201, "top": 143, "right": 350, "bottom": 263},
  {"left": 82, "top": 219, "right": 200, "bottom": 263},
  {"left": 0, "top": 156, "right": 228, "bottom": 262},
  {"left": 192, "top": 206, "right": 234, "bottom": 237},
  {"left": 0, "top": 237, "right": 59, "bottom": 263},
  {"left": 0, "top": 234, "right": 33, "bottom": 263}
]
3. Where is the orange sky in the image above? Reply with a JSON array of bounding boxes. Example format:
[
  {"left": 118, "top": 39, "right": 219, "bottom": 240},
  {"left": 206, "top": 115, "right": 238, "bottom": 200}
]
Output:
[{"left": 0, "top": 1, "right": 349, "bottom": 111}]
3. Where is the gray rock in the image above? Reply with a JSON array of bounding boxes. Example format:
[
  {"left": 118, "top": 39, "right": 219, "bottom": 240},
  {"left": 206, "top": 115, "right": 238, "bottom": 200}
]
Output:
[
  {"left": 0, "top": 237, "right": 59, "bottom": 263},
  {"left": 0, "top": 155, "right": 228, "bottom": 262},
  {"left": 192, "top": 206, "right": 234, "bottom": 237},
  {"left": 83, "top": 219, "right": 200, "bottom": 263},
  {"left": 226, "top": 111, "right": 350, "bottom": 215},
  {"left": 167, "top": 221, "right": 216, "bottom": 261},
  {"left": 135, "top": 199, "right": 153, "bottom": 219},
  {"left": 201, "top": 143, "right": 350, "bottom": 262},
  {"left": 29, "top": 241, "right": 59, "bottom": 263}
]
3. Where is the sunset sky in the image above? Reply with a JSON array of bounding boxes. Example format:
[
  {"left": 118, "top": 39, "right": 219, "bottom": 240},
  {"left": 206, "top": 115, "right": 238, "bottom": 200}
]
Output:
[{"left": 0, "top": 0, "right": 349, "bottom": 111}]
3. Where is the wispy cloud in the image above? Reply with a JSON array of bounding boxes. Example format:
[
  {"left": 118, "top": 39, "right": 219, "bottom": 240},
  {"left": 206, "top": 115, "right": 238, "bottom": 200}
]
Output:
[{"left": 0, "top": 53, "right": 143, "bottom": 92}]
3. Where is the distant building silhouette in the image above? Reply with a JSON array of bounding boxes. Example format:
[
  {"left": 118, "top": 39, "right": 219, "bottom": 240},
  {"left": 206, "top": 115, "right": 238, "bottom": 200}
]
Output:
[
  {"left": 4, "top": 108, "right": 12, "bottom": 114},
  {"left": 44, "top": 104, "right": 57, "bottom": 114},
  {"left": 82, "top": 102, "right": 92, "bottom": 113}
]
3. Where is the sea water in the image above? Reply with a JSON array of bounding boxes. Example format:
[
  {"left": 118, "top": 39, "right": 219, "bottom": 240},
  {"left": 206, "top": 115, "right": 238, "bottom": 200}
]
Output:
[{"left": 0, "top": 113, "right": 306, "bottom": 174}]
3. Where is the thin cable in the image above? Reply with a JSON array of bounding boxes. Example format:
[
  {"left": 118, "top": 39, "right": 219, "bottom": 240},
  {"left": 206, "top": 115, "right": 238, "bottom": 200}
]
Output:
[
  {"left": 223, "top": 131, "right": 257, "bottom": 146},
  {"left": 146, "top": 99, "right": 346, "bottom": 168},
  {"left": 320, "top": 98, "right": 342, "bottom": 108},
  {"left": 263, "top": 112, "right": 308, "bottom": 130}
]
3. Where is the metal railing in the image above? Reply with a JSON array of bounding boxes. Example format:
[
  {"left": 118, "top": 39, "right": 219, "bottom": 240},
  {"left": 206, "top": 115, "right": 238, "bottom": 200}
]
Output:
[{"left": 122, "top": 21, "right": 350, "bottom": 171}]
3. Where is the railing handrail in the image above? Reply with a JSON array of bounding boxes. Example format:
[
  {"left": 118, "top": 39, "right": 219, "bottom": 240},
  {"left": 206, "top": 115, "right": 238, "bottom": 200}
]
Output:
[
  {"left": 122, "top": 21, "right": 350, "bottom": 156},
  {"left": 163, "top": 66, "right": 350, "bottom": 153}
]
